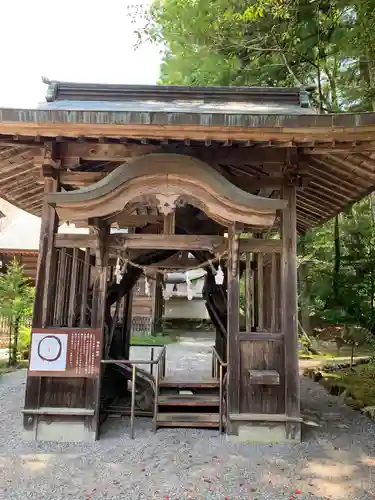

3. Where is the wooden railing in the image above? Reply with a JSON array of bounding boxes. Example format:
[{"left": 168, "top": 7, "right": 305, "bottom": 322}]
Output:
[
  {"left": 129, "top": 343, "right": 167, "bottom": 377},
  {"left": 101, "top": 345, "right": 167, "bottom": 439},
  {"left": 212, "top": 347, "right": 227, "bottom": 434}
]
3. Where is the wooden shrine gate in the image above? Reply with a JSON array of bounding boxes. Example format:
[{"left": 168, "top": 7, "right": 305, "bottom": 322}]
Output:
[{"left": 21, "top": 154, "right": 299, "bottom": 443}]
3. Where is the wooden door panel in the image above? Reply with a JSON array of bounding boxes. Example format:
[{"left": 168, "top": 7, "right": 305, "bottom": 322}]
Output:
[{"left": 238, "top": 335, "right": 285, "bottom": 414}]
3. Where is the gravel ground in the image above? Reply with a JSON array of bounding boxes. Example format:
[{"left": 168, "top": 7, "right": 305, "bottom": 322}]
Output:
[{"left": 0, "top": 334, "right": 375, "bottom": 500}]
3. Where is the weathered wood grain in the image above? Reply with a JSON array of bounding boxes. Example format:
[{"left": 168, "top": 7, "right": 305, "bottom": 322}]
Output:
[{"left": 281, "top": 183, "right": 300, "bottom": 422}]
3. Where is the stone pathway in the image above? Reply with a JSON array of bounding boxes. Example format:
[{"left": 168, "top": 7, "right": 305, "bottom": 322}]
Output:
[
  {"left": 0, "top": 337, "right": 375, "bottom": 499},
  {"left": 131, "top": 332, "right": 214, "bottom": 381}
]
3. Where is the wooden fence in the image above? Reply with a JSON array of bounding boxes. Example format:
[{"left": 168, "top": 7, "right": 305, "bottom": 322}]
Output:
[{"left": 0, "top": 315, "right": 32, "bottom": 349}]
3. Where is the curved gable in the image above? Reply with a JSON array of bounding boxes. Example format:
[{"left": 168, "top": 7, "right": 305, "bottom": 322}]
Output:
[{"left": 46, "top": 154, "right": 287, "bottom": 227}]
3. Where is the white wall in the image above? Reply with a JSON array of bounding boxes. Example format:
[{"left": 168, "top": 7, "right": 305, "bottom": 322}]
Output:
[{"left": 164, "top": 298, "right": 209, "bottom": 320}]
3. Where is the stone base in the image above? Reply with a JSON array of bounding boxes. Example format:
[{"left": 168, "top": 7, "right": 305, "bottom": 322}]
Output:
[
  {"left": 23, "top": 417, "right": 96, "bottom": 443},
  {"left": 226, "top": 420, "right": 301, "bottom": 444}
]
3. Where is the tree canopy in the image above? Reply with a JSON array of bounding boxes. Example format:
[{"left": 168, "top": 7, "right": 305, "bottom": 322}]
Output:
[
  {"left": 134, "top": 0, "right": 375, "bottom": 335},
  {"left": 138, "top": 0, "right": 375, "bottom": 111}
]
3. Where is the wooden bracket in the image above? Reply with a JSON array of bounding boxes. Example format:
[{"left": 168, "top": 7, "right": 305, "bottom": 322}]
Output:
[
  {"left": 229, "top": 225, "right": 240, "bottom": 277},
  {"left": 88, "top": 217, "right": 109, "bottom": 266}
]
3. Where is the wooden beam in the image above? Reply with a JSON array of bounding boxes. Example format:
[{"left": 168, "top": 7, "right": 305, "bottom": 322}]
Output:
[
  {"left": 306, "top": 157, "right": 369, "bottom": 191},
  {"left": 325, "top": 154, "right": 375, "bottom": 181},
  {"left": 239, "top": 238, "right": 282, "bottom": 253},
  {"left": 0, "top": 164, "right": 39, "bottom": 185},
  {"left": 2, "top": 120, "right": 375, "bottom": 143},
  {"left": 60, "top": 141, "right": 161, "bottom": 162},
  {"left": 106, "top": 213, "right": 164, "bottom": 227},
  {"left": 302, "top": 142, "right": 375, "bottom": 153},
  {"left": 60, "top": 171, "right": 106, "bottom": 187},
  {"left": 55, "top": 233, "right": 226, "bottom": 252},
  {"left": 150, "top": 254, "right": 201, "bottom": 268}
]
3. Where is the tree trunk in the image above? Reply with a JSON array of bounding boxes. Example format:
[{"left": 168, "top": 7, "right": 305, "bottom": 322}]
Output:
[{"left": 299, "top": 235, "right": 311, "bottom": 335}]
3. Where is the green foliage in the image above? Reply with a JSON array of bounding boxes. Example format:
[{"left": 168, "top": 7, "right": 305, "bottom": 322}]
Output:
[
  {"left": 0, "top": 259, "right": 34, "bottom": 365},
  {"left": 131, "top": 333, "right": 178, "bottom": 345},
  {"left": 136, "top": 0, "right": 375, "bottom": 111},
  {"left": 18, "top": 324, "right": 31, "bottom": 360},
  {"left": 299, "top": 198, "right": 375, "bottom": 336},
  {"left": 134, "top": 0, "right": 375, "bottom": 340},
  {"left": 321, "top": 361, "right": 375, "bottom": 408}
]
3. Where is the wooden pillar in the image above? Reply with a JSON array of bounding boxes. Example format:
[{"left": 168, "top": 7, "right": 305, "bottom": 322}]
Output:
[
  {"left": 33, "top": 167, "right": 59, "bottom": 328},
  {"left": 89, "top": 219, "right": 109, "bottom": 439},
  {"left": 227, "top": 226, "right": 240, "bottom": 415},
  {"left": 122, "top": 290, "right": 133, "bottom": 359},
  {"left": 23, "top": 164, "right": 60, "bottom": 435},
  {"left": 80, "top": 248, "right": 91, "bottom": 327},
  {"left": 281, "top": 183, "right": 300, "bottom": 440},
  {"left": 91, "top": 220, "right": 109, "bottom": 329},
  {"left": 270, "top": 253, "right": 277, "bottom": 332},
  {"left": 245, "top": 252, "right": 252, "bottom": 331},
  {"left": 257, "top": 252, "right": 264, "bottom": 331},
  {"left": 151, "top": 273, "right": 163, "bottom": 333},
  {"left": 163, "top": 213, "right": 175, "bottom": 235}
]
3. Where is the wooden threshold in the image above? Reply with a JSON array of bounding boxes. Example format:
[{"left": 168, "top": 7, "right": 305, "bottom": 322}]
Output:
[
  {"left": 156, "top": 413, "right": 220, "bottom": 427},
  {"left": 159, "top": 379, "right": 220, "bottom": 389},
  {"left": 230, "top": 413, "right": 302, "bottom": 423},
  {"left": 22, "top": 407, "right": 95, "bottom": 416},
  {"left": 158, "top": 394, "right": 220, "bottom": 406}
]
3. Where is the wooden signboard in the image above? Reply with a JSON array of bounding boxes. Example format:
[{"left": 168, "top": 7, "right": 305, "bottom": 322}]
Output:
[{"left": 28, "top": 328, "right": 101, "bottom": 378}]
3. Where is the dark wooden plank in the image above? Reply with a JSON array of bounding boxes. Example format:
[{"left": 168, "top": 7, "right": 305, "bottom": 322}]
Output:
[
  {"left": 55, "top": 234, "right": 97, "bottom": 249},
  {"left": 257, "top": 253, "right": 264, "bottom": 331},
  {"left": 67, "top": 248, "right": 79, "bottom": 327},
  {"left": 238, "top": 332, "right": 284, "bottom": 341},
  {"left": 248, "top": 370, "right": 280, "bottom": 385},
  {"left": 80, "top": 248, "right": 91, "bottom": 328},
  {"left": 271, "top": 253, "right": 277, "bottom": 331},
  {"left": 230, "top": 413, "right": 302, "bottom": 422},
  {"left": 281, "top": 183, "right": 300, "bottom": 421},
  {"left": 157, "top": 413, "right": 220, "bottom": 424},
  {"left": 158, "top": 395, "right": 220, "bottom": 406},
  {"left": 245, "top": 252, "right": 252, "bottom": 331},
  {"left": 54, "top": 248, "right": 67, "bottom": 326},
  {"left": 239, "top": 339, "right": 285, "bottom": 414}
]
